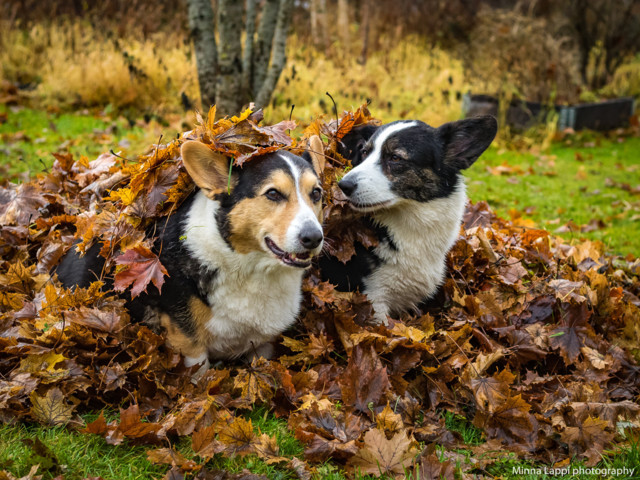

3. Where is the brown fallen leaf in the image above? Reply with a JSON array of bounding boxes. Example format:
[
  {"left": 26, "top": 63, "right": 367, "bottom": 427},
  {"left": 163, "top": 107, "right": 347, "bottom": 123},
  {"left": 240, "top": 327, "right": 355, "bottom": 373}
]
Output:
[
  {"left": 338, "top": 344, "right": 391, "bottom": 413},
  {"left": 29, "top": 388, "right": 74, "bottom": 426},
  {"left": 350, "top": 429, "right": 418, "bottom": 478}
]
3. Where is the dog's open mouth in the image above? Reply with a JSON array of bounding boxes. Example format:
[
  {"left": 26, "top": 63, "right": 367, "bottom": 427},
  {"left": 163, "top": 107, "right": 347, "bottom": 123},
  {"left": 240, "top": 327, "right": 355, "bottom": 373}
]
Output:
[{"left": 265, "top": 237, "right": 312, "bottom": 268}]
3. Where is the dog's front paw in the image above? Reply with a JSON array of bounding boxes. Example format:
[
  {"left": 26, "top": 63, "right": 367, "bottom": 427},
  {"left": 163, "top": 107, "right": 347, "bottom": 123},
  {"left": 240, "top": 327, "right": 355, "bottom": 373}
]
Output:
[
  {"left": 369, "top": 303, "right": 390, "bottom": 326},
  {"left": 184, "top": 353, "right": 210, "bottom": 382},
  {"left": 247, "top": 342, "right": 275, "bottom": 361}
]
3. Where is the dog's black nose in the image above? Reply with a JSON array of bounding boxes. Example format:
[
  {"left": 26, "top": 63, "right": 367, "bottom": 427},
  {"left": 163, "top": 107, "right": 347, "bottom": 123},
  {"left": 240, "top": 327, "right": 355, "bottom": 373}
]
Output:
[
  {"left": 338, "top": 178, "right": 357, "bottom": 196},
  {"left": 299, "top": 227, "right": 323, "bottom": 250}
]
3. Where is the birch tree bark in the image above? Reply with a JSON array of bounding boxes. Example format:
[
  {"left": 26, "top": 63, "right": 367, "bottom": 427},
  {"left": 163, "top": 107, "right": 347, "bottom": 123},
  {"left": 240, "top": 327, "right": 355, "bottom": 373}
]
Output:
[
  {"left": 310, "top": 0, "right": 319, "bottom": 42},
  {"left": 337, "top": 0, "right": 350, "bottom": 46},
  {"left": 251, "top": 0, "right": 280, "bottom": 97},
  {"left": 217, "top": 0, "right": 244, "bottom": 114},
  {"left": 310, "top": 0, "right": 329, "bottom": 50},
  {"left": 185, "top": 0, "right": 294, "bottom": 115},
  {"left": 358, "top": 0, "right": 371, "bottom": 65},
  {"left": 255, "top": 0, "right": 294, "bottom": 108},
  {"left": 316, "top": 0, "right": 330, "bottom": 51},
  {"left": 187, "top": 0, "right": 217, "bottom": 109}
]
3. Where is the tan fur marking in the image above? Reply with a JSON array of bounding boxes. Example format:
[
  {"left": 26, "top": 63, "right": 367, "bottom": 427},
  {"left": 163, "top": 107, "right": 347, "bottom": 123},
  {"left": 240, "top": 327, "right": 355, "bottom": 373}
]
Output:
[
  {"left": 160, "top": 312, "right": 206, "bottom": 359},
  {"left": 299, "top": 171, "right": 323, "bottom": 221},
  {"left": 189, "top": 296, "right": 212, "bottom": 334},
  {"left": 227, "top": 170, "right": 298, "bottom": 254},
  {"left": 160, "top": 297, "right": 216, "bottom": 359}
]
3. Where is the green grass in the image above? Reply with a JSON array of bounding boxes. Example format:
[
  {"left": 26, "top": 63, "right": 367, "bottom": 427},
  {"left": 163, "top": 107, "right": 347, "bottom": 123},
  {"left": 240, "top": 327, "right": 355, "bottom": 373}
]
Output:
[
  {"left": 0, "top": 105, "right": 149, "bottom": 181},
  {"left": 0, "top": 421, "right": 167, "bottom": 480},
  {"left": 0, "top": 408, "right": 305, "bottom": 480},
  {"left": 2, "top": 410, "right": 637, "bottom": 480},
  {"left": 466, "top": 135, "right": 640, "bottom": 256},
  {"left": 443, "top": 410, "right": 484, "bottom": 445}
]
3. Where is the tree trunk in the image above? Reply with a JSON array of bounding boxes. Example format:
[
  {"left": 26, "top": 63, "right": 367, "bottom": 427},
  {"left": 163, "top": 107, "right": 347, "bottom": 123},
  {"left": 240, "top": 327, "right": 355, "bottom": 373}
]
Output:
[
  {"left": 310, "top": 0, "right": 319, "bottom": 41},
  {"left": 337, "top": 0, "right": 350, "bottom": 46},
  {"left": 217, "top": 0, "right": 245, "bottom": 115},
  {"left": 187, "top": 0, "right": 218, "bottom": 109},
  {"left": 312, "top": 0, "right": 330, "bottom": 51},
  {"left": 242, "top": 0, "right": 258, "bottom": 96},
  {"left": 252, "top": 0, "right": 280, "bottom": 97},
  {"left": 185, "top": 0, "right": 293, "bottom": 114},
  {"left": 255, "top": 0, "right": 294, "bottom": 108},
  {"left": 358, "top": 0, "right": 370, "bottom": 65}
]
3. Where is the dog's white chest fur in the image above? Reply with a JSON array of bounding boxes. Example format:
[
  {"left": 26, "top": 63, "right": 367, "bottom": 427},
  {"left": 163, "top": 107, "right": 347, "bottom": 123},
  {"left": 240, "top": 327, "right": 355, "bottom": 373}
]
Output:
[
  {"left": 364, "top": 182, "right": 467, "bottom": 321},
  {"left": 183, "top": 192, "right": 303, "bottom": 359}
]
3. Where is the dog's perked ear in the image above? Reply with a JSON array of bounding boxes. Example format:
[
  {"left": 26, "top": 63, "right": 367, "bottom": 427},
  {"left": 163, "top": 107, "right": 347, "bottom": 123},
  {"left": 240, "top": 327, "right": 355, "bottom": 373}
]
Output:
[
  {"left": 437, "top": 115, "right": 498, "bottom": 171},
  {"left": 338, "top": 124, "right": 379, "bottom": 166},
  {"left": 181, "top": 140, "right": 236, "bottom": 198},
  {"left": 304, "top": 135, "right": 325, "bottom": 176}
]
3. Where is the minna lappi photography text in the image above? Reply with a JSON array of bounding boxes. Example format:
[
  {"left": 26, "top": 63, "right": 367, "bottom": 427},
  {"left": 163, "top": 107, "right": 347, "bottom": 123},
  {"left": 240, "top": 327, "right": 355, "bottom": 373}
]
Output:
[{"left": 513, "top": 466, "right": 636, "bottom": 477}]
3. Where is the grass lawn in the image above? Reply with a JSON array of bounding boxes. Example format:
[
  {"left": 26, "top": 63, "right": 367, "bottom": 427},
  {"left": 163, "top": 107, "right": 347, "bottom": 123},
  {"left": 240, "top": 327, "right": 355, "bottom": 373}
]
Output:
[
  {"left": 0, "top": 106, "right": 158, "bottom": 182},
  {"left": 466, "top": 134, "right": 640, "bottom": 257},
  {"left": 2, "top": 410, "right": 637, "bottom": 480}
]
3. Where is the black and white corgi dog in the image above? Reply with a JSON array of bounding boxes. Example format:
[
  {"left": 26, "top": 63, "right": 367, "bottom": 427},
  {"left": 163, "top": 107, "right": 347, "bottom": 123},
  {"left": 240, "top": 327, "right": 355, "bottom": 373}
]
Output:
[
  {"left": 57, "top": 141, "right": 324, "bottom": 369},
  {"left": 320, "top": 116, "right": 497, "bottom": 324}
]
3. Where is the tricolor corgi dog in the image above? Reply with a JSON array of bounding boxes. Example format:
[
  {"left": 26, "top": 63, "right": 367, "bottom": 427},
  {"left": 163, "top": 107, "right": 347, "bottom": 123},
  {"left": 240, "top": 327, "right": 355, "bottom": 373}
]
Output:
[
  {"left": 57, "top": 141, "right": 324, "bottom": 369},
  {"left": 320, "top": 116, "right": 497, "bottom": 324}
]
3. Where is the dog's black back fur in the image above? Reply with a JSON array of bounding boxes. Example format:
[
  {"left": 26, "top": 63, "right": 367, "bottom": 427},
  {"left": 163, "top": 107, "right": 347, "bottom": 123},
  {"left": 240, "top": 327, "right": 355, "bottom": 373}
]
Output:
[{"left": 56, "top": 191, "right": 210, "bottom": 331}]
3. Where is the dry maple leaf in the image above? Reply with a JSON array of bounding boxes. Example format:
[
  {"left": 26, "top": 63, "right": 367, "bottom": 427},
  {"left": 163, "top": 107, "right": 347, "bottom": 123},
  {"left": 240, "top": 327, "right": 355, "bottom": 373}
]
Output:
[
  {"left": 473, "top": 394, "right": 537, "bottom": 446},
  {"left": 29, "top": 387, "right": 74, "bottom": 426},
  {"left": 470, "top": 369, "right": 515, "bottom": 414},
  {"left": 105, "top": 404, "right": 161, "bottom": 445},
  {"left": 414, "top": 450, "right": 455, "bottom": 480},
  {"left": 113, "top": 244, "right": 169, "bottom": 298},
  {"left": 233, "top": 357, "right": 276, "bottom": 405},
  {"left": 191, "top": 424, "right": 222, "bottom": 459},
  {"left": 147, "top": 448, "right": 200, "bottom": 472},
  {"left": 350, "top": 429, "right": 418, "bottom": 478},
  {"left": 549, "top": 302, "right": 592, "bottom": 365},
  {"left": 0, "top": 183, "right": 49, "bottom": 225},
  {"left": 561, "top": 416, "right": 614, "bottom": 462},
  {"left": 376, "top": 404, "right": 404, "bottom": 436},
  {"left": 338, "top": 344, "right": 391, "bottom": 413},
  {"left": 217, "top": 417, "right": 256, "bottom": 456},
  {"left": 254, "top": 433, "right": 290, "bottom": 464},
  {"left": 65, "top": 306, "right": 124, "bottom": 333},
  {"left": 82, "top": 411, "right": 109, "bottom": 436}
]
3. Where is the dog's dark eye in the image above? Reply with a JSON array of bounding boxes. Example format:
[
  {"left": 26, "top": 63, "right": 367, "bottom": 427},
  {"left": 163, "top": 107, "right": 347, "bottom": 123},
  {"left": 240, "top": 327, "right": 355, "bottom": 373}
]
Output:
[
  {"left": 265, "top": 189, "right": 284, "bottom": 201},
  {"left": 310, "top": 187, "right": 322, "bottom": 203},
  {"left": 361, "top": 146, "right": 369, "bottom": 157},
  {"left": 390, "top": 154, "right": 401, "bottom": 162}
]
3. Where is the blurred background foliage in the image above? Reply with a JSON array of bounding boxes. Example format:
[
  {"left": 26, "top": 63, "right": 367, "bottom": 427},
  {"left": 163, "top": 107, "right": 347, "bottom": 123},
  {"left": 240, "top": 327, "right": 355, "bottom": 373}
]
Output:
[{"left": 1, "top": 0, "right": 640, "bottom": 126}]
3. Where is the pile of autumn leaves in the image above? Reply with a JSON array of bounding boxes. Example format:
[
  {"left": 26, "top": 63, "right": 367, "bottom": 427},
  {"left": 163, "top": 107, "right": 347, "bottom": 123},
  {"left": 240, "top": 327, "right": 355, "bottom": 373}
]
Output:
[{"left": 1, "top": 105, "right": 640, "bottom": 480}]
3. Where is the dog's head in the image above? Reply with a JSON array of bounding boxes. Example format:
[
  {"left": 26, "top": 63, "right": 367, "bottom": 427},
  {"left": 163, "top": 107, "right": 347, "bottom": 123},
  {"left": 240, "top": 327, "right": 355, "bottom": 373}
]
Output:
[
  {"left": 181, "top": 141, "right": 324, "bottom": 268},
  {"left": 337, "top": 116, "right": 497, "bottom": 211}
]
